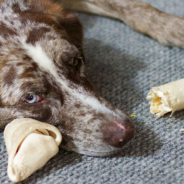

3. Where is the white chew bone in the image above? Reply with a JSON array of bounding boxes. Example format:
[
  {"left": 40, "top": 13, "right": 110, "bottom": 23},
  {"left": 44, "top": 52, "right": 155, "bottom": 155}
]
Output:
[
  {"left": 147, "top": 79, "right": 184, "bottom": 117},
  {"left": 4, "top": 118, "right": 62, "bottom": 183}
]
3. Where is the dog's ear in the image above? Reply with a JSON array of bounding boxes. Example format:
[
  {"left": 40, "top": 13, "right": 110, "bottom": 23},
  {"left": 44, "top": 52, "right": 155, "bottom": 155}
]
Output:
[
  {"left": 56, "top": 13, "right": 84, "bottom": 51},
  {"left": 26, "top": 0, "right": 83, "bottom": 50},
  {"left": 48, "top": 2, "right": 84, "bottom": 50}
]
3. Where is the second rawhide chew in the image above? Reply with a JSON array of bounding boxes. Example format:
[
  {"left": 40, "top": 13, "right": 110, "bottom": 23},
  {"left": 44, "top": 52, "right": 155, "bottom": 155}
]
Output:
[
  {"left": 147, "top": 79, "right": 184, "bottom": 117},
  {"left": 4, "top": 118, "right": 62, "bottom": 183}
]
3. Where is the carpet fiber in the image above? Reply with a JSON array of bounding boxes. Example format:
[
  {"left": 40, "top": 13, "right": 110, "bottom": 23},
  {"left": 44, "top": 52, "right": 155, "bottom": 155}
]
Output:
[{"left": 1, "top": 0, "right": 184, "bottom": 183}]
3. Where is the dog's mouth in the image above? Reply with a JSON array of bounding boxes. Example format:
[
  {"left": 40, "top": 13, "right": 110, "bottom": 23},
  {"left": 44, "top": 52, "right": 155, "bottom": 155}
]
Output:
[{"left": 57, "top": 112, "right": 135, "bottom": 156}]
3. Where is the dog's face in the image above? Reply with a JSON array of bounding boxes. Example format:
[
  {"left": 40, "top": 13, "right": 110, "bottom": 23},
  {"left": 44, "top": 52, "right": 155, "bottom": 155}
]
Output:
[{"left": 0, "top": 0, "right": 134, "bottom": 156}]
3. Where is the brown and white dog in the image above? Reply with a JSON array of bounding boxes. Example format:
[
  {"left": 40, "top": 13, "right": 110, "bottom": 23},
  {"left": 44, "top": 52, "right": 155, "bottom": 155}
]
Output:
[{"left": 0, "top": 0, "right": 183, "bottom": 156}]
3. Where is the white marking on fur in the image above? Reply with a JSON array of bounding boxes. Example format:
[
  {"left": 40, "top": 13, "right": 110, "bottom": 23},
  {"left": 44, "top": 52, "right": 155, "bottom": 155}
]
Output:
[
  {"left": 22, "top": 42, "right": 118, "bottom": 116},
  {"left": 23, "top": 44, "right": 59, "bottom": 78}
]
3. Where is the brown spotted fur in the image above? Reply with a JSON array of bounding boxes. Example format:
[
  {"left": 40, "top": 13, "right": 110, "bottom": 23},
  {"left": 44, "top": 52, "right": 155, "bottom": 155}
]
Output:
[
  {"left": 0, "top": 0, "right": 134, "bottom": 156},
  {"left": 2, "top": 0, "right": 183, "bottom": 157}
]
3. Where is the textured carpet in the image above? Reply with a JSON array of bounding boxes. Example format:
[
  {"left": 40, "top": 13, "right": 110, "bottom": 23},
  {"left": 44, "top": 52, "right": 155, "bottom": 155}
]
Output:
[{"left": 1, "top": 0, "right": 184, "bottom": 183}]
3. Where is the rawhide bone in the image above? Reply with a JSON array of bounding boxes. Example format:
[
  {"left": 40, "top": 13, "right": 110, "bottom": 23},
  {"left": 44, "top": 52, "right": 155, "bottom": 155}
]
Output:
[
  {"left": 4, "top": 118, "right": 62, "bottom": 183},
  {"left": 147, "top": 79, "right": 184, "bottom": 117}
]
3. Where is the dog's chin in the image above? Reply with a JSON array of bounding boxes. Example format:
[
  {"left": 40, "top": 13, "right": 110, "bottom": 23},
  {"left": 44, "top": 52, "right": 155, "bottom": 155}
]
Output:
[
  {"left": 78, "top": 148, "right": 126, "bottom": 157},
  {"left": 60, "top": 144, "right": 126, "bottom": 157},
  {"left": 57, "top": 109, "right": 135, "bottom": 156},
  {"left": 59, "top": 125, "right": 134, "bottom": 157}
]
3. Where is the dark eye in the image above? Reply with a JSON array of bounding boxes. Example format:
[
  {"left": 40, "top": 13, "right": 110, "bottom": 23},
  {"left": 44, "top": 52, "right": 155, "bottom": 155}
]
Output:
[
  {"left": 71, "top": 55, "right": 83, "bottom": 66},
  {"left": 73, "top": 57, "right": 79, "bottom": 66},
  {"left": 24, "top": 93, "right": 42, "bottom": 103},
  {"left": 73, "top": 56, "right": 84, "bottom": 72}
]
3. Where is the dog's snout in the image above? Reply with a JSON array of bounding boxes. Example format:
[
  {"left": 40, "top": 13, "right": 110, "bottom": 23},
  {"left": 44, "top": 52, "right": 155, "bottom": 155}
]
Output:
[{"left": 102, "top": 118, "right": 134, "bottom": 148}]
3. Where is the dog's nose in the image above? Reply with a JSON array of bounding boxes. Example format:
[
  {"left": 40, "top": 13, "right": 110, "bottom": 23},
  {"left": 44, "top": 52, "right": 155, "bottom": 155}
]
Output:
[{"left": 102, "top": 118, "right": 134, "bottom": 148}]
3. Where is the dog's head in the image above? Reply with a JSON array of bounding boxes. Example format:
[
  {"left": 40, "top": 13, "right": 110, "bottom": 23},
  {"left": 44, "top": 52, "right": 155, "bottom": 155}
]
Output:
[{"left": 0, "top": 0, "right": 134, "bottom": 156}]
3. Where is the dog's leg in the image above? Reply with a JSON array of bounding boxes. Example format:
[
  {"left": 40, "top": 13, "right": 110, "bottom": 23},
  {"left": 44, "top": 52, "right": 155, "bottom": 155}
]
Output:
[{"left": 57, "top": 0, "right": 184, "bottom": 48}]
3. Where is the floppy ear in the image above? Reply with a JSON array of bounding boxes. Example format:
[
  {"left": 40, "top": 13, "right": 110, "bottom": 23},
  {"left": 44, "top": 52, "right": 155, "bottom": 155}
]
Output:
[
  {"left": 47, "top": 2, "right": 84, "bottom": 51},
  {"left": 27, "top": 0, "right": 83, "bottom": 50},
  {"left": 56, "top": 13, "right": 84, "bottom": 51}
]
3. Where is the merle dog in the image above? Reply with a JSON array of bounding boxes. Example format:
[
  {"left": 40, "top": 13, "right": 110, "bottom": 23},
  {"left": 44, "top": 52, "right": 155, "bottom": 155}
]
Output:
[{"left": 0, "top": 0, "right": 183, "bottom": 156}]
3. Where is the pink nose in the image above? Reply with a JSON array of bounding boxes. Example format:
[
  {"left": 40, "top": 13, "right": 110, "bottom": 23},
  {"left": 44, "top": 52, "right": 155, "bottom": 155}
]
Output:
[{"left": 102, "top": 118, "right": 134, "bottom": 148}]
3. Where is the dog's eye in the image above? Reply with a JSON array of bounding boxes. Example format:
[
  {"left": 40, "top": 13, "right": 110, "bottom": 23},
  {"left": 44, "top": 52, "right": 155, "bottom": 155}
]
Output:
[
  {"left": 73, "top": 56, "right": 84, "bottom": 72},
  {"left": 24, "top": 93, "right": 42, "bottom": 103},
  {"left": 70, "top": 55, "right": 83, "bottom": 67},
  {"left": 73, "top": 57, "right": 79, "bottom": 66}
]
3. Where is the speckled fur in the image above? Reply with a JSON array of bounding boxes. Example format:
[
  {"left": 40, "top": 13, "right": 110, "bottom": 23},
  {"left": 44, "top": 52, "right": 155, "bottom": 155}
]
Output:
[
  {"left": 0, "top": 0, "right": 135, "bottom": 156},
  {"left": 59, "top": 0, "right": 184, "bottom": 48},
  {"left": 2, "top": 0, "right": 183, "bottom": 157},
  {"left": 1, "top": 0, "right": 184, "bottom": 156}
]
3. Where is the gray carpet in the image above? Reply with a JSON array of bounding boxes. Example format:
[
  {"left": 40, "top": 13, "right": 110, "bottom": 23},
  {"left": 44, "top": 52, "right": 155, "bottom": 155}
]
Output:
[{"left": 1, "top": 0, "right": 184, "bottom": 183}]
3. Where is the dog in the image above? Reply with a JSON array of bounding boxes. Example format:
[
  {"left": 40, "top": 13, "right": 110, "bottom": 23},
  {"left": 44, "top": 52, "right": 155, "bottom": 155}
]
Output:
[{"left": 0, "top": 0, "right": 182, "bottom": 156}]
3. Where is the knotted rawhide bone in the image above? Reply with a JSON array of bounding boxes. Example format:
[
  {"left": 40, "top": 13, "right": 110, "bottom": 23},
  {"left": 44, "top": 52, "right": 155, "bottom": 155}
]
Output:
[
  {"left": 147, "top": 79, "right": 184, "bottom": 117},
  {"left": 4, "top": 118, "right": 62, "bottom": 183}
]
